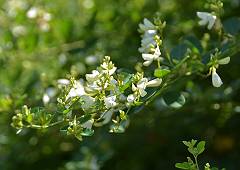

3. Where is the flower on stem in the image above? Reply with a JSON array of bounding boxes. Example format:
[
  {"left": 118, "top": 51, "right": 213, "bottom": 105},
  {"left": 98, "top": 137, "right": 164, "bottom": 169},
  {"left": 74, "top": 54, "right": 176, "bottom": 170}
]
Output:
[
  {"left": 142, "top": 45, "right": 161, "bottom": 66},
  {"left": 197, "top": 12, "right": 216, "bottom": 30},
  {"left": 211, "top": 67, "right": 223, "bottom": 87}
]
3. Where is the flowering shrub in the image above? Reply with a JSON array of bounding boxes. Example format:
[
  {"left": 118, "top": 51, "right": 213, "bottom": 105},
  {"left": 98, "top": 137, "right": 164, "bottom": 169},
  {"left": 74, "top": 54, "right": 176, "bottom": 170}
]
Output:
[{"left": 11, "top": 0, "right": 235, "bottom": 142}]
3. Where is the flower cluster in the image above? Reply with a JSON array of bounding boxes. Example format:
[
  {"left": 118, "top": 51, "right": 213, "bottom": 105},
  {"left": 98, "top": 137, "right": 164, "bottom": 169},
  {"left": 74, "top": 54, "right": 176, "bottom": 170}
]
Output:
[{"left": 57, "top": 56, "right": 162, "bottom": 130}]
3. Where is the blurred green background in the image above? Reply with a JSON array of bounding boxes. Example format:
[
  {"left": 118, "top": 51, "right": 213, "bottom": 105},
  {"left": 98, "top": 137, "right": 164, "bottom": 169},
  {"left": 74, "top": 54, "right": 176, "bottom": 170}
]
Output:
[{"left": 0, "top": 0, "right": 240, "bottom": 169}]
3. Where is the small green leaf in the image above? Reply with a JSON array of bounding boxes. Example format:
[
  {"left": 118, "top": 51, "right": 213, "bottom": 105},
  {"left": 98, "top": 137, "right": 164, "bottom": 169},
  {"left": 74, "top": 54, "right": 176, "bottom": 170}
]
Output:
[
  {"left": 154, "top": 68, "right": 171, "bottom": 78},
  {"left": 218, "top": 57, "right": 230, "bottom": 65},
  {"left": 175, "top": 162, "right": 192, "bottom": 169},
  {"left": 190, "top": 139, "right": 197, "bottom": 147},
  {"left": 197, "top": 141, "right": 205, "bottom": 155}
]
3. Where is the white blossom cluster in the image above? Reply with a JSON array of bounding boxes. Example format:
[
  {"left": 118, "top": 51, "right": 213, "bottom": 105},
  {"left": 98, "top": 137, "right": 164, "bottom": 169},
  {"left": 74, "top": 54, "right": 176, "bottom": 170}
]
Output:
[{"left": 56, "top": 56, "right": 162, "bottom": 129}]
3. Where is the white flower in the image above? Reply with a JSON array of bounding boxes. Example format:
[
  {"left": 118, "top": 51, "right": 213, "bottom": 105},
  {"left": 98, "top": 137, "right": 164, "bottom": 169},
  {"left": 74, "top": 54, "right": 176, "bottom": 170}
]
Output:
[
  {"left": 57, "top": 79, "right": 70, "bottom": 85},
  {"left": 142, "top": 45, "right": 161, "bottom": 66},
  {"left": 27, "top": 7, "right": 38, "bottom": 19},
  {"left": 212, "top": 67, "right": 223, "bottom": 87},
  {"left": 104, "top": 96, "right": 117, "bottom": 108},
  {"left": 67, "top": 80, "right": 86, "bottom": 98},
  {"left": 146, "top": 78, "right": 162, "bottom": 87},
  {"left": 132, "top": 78, "right": 148, "bottom": 97},
  {"left": 127, "top": 94, "right": 136, "bottom": 103},
  {"left": 197, "top": 12, "right": 217, "bottom": 30},
  {"left": 81, "top": 119, "right": 94, "bottom": 129},
  {"left": 86, "top": 70, "right": 100, "bottom": 83}
]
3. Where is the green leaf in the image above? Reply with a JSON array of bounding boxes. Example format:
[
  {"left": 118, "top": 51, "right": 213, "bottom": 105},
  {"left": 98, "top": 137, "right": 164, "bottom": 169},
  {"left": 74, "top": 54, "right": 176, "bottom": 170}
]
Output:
[
  {"left": 197, "top": 141, "right": 205, "bottom": 155},
  {"left": 175, "top": 162, "right": 192, "bottom": 169},
  {"left": 223, "top": 17, "right": 240, "bottom": 35},
  {"left": 154, "top": 68, "right": 171, "bottom": 78},
  {"left": 163, "top": 92, "right": 185, "bottom": 109}
]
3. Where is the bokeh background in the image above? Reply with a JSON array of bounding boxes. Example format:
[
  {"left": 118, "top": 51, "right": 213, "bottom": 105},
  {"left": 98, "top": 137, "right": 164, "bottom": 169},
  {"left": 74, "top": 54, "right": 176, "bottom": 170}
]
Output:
[{"left": 0, "top": 0, "right": 240, "bottom": 169}]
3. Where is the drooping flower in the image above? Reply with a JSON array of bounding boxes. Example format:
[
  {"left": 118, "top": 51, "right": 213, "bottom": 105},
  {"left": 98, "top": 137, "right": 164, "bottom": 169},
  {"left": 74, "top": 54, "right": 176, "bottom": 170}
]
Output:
[
  {"left": 211, "top": 67, "right": 223, "bottom": 87},
  {"left": 142, "top": 45, "right": 161, "bottom": 66},
  {"left": 197, "top": 12, "right": 216, "bottom": 30}
]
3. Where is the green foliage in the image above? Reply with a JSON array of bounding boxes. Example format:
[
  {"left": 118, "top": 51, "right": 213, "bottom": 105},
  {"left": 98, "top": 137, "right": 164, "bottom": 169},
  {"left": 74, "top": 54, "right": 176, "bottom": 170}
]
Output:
[{"left": 176, "top": 140, "right": 225, "bottom": 170}]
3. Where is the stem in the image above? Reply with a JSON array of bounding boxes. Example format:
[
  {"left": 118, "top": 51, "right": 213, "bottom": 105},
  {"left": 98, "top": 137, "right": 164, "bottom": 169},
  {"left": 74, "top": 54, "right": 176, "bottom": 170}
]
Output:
[
  {"left": 194, "top": 156, "right": 200, "bottom": 170},
  {"left": 25, "top": 120, "right": 64, "bottom": 129}
]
